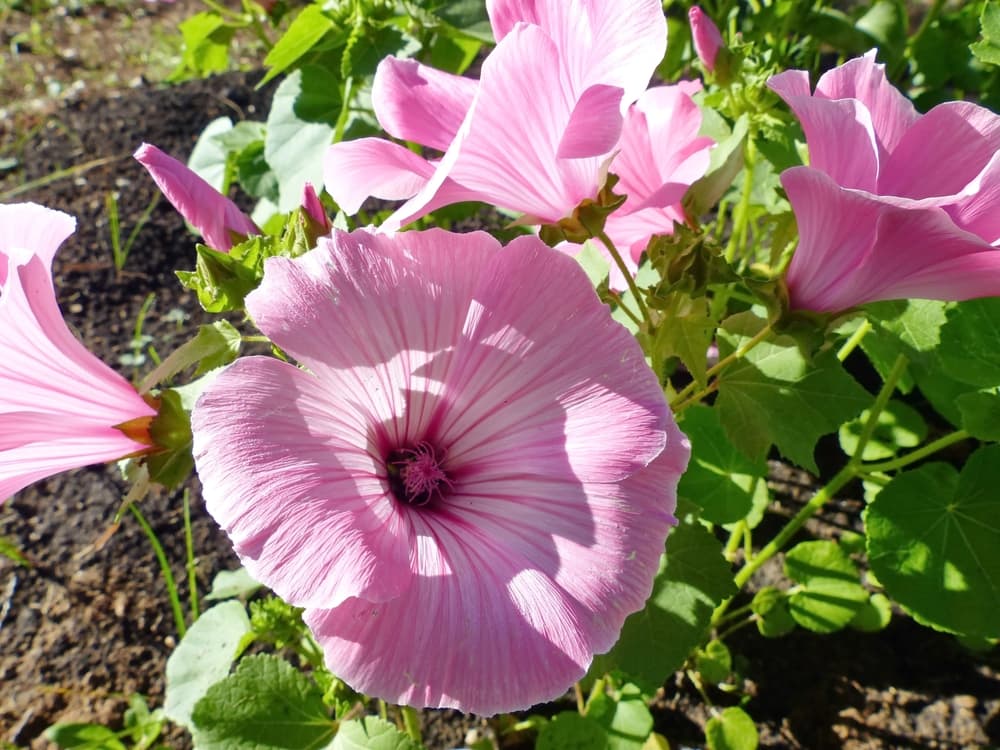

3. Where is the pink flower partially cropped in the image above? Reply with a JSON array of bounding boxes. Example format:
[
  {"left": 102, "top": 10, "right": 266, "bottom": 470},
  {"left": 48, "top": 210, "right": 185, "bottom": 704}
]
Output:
[
  {"left": 134, "top": 142, "right": 259, "bottom": 252},
  {"left": 769, "top": 51, "right": 1000, "bottom": 311},
  {"left": 191, "top": 228, "right": 688, "bottom": 714},
  {"left": 599, "top": 82, "right": 714, "bottom": 288},
  {"left": 0, "top": 203, "right": 157, "bottom": 502},
  {"left": 689, "top": 7, "right": 723, "bottom": 73},
  {"left": 325, "top": 0, "right": 666, "bottom": 230}
]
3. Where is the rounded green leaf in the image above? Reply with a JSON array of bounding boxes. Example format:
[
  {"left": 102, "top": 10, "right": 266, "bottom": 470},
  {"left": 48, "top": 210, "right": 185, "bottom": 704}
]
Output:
[
  {"left": 751, "top": 586, "right": 796, "bottom": 638},
  {"left": 784, "top": 540, "right": 867, "bottom": 633},
  {"left": 537, "top": 712, "right": 608, "bottom": 750},
  {"left": 695, "top": 640, "right": 732, "bottom": 685},
  {"left": 332, "top": 716, "right": 420, "bottom": 750},
  {"left": 705, "top": 706, "right": 758, "bottom": 750},
  {"left": 849, "top": 592, "right": 893, "bottom": 633},
  {"left": 866, "top": 446, "right": 1000, "bottom": 638},
  {"left": 838, "top": 399, "right": 926, "bottom": 461}
]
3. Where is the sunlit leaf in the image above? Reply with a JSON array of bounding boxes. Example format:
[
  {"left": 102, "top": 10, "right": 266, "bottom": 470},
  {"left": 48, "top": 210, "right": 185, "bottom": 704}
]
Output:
[
  {"left": 865, "top": 446, "right": 1000, "bottom": 638},
  {"left": 784, "top": 540, "right": 867, "bottom": 633}
]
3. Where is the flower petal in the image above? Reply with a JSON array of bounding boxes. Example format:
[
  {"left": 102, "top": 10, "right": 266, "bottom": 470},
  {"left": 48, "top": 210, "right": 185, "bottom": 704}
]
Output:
[
  {"left": 556, "top": 83, "right": 625, "bottom": 159},
  {"left": 879, "top": 101, "right": 1000, "bottom": 199},
  {"left": 191, "top": 356, "right": 414, "bottom": 608},
  {"left": 768, "top": 72, "right": 881, "bottom": 191},
  {"left": 133, "top": 143, "right": 259, "bottom": 251},
  {"left": 812, "top": 49, "right": 919, "bottom": 156},
  {"left": 324, "top": 137, "right": 438, "bottom": 214},
  {"left": 372, "top": 57, "right": 478, "bottom": 152},
  {"left": 487, "top": 0, "right": 665, "bottom": 105}
]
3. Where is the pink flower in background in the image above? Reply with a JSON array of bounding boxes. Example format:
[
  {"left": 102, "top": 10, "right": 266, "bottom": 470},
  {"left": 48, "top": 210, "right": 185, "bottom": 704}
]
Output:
[
  {"left": 689, "top": 7, "right": 724, "bottom": 73},
  {"left": 598, "top": 82, "right": 714, "bottom": 288},
  {"left": 134, "top": 143, "right": 260, "bottom": 252},
  {"left": 0, "top": 203, "right": 157, "bottom": 502},
  {"left": 325, "top": 0, "right": 666, "bottom": 230},
  {"left": 300, "top": 182, "right": 330, "bottom": 233},
  {"left": 191, "top": 228, "right": 688, "bottom": 713},
  {"left": 769, "top": 51, "right": 1000, "bottom": 311}
]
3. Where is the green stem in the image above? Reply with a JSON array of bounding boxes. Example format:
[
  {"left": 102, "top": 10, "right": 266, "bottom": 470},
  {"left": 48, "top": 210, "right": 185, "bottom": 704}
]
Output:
[
  {"left": 183, "top": 490, "right": 200, "bottom": 622},
  {"left": 715, "top": 615, "right": 757, "bottom": 643},
  {"left": 670, "top": 322, "right": 773, "bottom": 410},
  {"left": 128, "top": 504, "right": 186, "bottom": 637},
  {"left": 595, "top": 230, "right": 651, "bottom": 329},
  {"left": 725, "top": 138, "right": 756, "bottom": 264},
  {"left": 722, "top": 520, "right": 746, "bottom": 562},
  {"left": 861, "top": 430, "right": 970, "bottom": 475},
  {"left": 837, "top": 319, "right": 871, "bottom": 362},
  {"left": 726, "top": 354, "right": 908, "bottom": 595},
  {"left": 400, "top": 706, "right": 422, "bottom": 743}
]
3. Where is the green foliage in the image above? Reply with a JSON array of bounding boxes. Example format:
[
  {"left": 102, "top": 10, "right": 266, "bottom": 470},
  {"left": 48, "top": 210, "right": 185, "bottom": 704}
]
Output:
[
  {"left": 0, "top": 536, "right": 30, "bottom": 567},
  {"left": 191, "top": 654, "right": 334, "bottom": 750},
  {"left": 784, "top": 540, "right": 868, "bottom": 633},
  {"left": 204, "top": 567, "right": 262, "bottom": 602},
  {"left": 586, "top": 683, "right": 655, "bottom": 750},
  {"left": 593, "top": 521, "right": 736, "bottom": 690},
  {"left": 970, "top": 0, "right": 1000, "bottom": 66},
  {"left": 331, "top": 717, "right": 421, "bottom": 750},
  {"left": 865, "top": 446, "right": 1000, "bottom": 638},
  {"left": 164, "top": 601, "right": 251, "bottom": 729},
  {"left": 45, "top": 696, "right": 164, "bottom": 750},
  {"left": 694, "top": 639, "right": 732, "bottom": 685},
  {"left": 146, "top": 389, "right": 195, "bottom": 489},
  {"left": 678, "top": 405, "right": 768, "bottom": 525},
  {"left": 169, "top": 12, "right": 235, "bottom": 81},
  {"left": 705, "top": 707, "right": 758, "bottom": 750},
  {"left": 751, "top": 586, "right": 796, "bottom": 638},
  {"left": 716, "top": 312, "right": 869, "bottom": 471},
  {"left": 838, "top": 400, "right": 926, "bottom": 462},
  {"left": 849, "top": 592, "right": 893, "bottom": 633},
  {"left": 537, "top": 712, "right": 608, "bottom": 750}
]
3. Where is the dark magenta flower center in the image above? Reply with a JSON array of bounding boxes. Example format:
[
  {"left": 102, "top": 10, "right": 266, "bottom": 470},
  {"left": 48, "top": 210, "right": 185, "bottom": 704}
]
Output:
[{"left": 386, "top": 441, "right": 453, "bottom": 506}]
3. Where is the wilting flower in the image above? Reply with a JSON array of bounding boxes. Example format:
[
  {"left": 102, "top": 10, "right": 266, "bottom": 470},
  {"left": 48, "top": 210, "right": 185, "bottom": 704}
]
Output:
[
  {"left": 0, "top": 203, "right": 157, "bottom": 502},
  {"left": 769, "top": 51, "right": 1000, "bottom": 312},
  {"left": 688, "top": 6, "right": 724, "bottom": 73},
  {"left": 134, "top": 142, "right": 259, "bottom": 252},
  {"left": 191, "top": 228, "right": 688, "bottom": 714},
  {"left": 325, "top": 0, "right": 667, "bottom": 230}
]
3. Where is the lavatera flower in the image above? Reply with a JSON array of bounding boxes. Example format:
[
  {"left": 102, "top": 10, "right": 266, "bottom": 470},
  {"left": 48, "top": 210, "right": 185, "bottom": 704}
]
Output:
[
  {"left": 0, "top": 203, "right": 157, "bottom": 502},
  {"left": 324, "top": 0, "right": 668, "bottom": 232},
  {"left": 770, "top": 51, "right": 1000, "bottom": 313},
  {"left": 191, "top": 228, "right": 690, "bottom": 714}
]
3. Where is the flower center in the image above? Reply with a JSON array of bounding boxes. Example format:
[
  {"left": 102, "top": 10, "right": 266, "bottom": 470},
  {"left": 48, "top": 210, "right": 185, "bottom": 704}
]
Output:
[{"left": 385, "top": 441, "right": 453, "bottom": 507}]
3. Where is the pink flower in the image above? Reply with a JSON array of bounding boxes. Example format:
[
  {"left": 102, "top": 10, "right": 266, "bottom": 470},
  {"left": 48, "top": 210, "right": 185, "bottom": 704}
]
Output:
[
  {"left": 191, "top": 228, "right": 689, "bottom": 713},
  {"left": 689, "top": 7, "right": 724, "bottom": 73},
  {"left": 324, "top": 0, "right": 666, "bottom": 230},
  {"left": 134, "top": 143, "right": 260, "bottom": 252},
  {"left": 0, "top": 203, "right": 157, "bottom": 502},
  {"left": 769, "top": 51, "right": 1000, "bottom": 312},
  {"left": 300, "top": 183, "right": 329, "bottom": 232},
  {"left": 598, "top": 82, "right": 714, "bottom": 288}
]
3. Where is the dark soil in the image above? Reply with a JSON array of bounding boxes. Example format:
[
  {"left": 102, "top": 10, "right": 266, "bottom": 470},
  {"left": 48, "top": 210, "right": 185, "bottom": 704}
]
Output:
[{"left": 1, "top": 13, "right": 999, "bottom": 750}]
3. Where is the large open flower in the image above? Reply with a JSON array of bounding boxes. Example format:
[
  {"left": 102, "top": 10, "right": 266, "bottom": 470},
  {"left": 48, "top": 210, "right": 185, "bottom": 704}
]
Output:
[
  {"left": 769, "top": 51, "right": 1000, "bottom": 312},
  {"left": 0, "top": 202, "right": 156, "bottom": 502},
  {"left": 191, "top": 228, "right": 688, "bottom": 713},
  {"left": 324, "top": 0, "right": 666, "bottom": 230}
]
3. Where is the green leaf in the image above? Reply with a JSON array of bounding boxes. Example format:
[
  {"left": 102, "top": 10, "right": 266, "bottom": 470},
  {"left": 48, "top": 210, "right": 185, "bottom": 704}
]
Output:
[
  {"left": 694, "top": 640, "right": 732, "bottom": 685},
  {"left": 650, "top": 293, "right": 716, "bottom": 388},
  {"left": 433, "top": 0, "right": 494, "bottom": 42},
  {"left": 705, "top": 707, "right": 758, "bottom": 750},
  {"left": 939, "top": 298, "right": 1000, "bottom": 387},
  {"left": 188, "top": 117, "right": 234, "bottom": 193},
  {"left": 44, "top": 724, "right": 126, "bottom": 750},
  {"left": 838, "top": 399, "right": 926, "bottom": 461},
  {"left": 537, "top": 712, "right": 608, "bottom": 750},
  {"left": 587, "top": 684, "right": 654, "bottom": 750},
  {"left": 849, "top": 592, "right": 892, "bottom": 633},
  {"left": 0, "top": 536, "right": 30, "bottom": 567},
  {"left": 429, "top": 33, "right": 482, "bottom": 74},
  {"left": 331, "top": 716, "right": 420, "bottom": 750},
  {"left": 865, "top": 447, "right": 1000, "bottom": 638},
  {"left": 265, "top": 66, "right": 337, "bottom": 211},
  {"left": 716, "top": 312, "right": 869, "bottom": 472},
  {"left": 784, "top": 540, "right": 867, "bottom": 633},
  {"left": 594, "top": 522, "right": 736, "bottom": 690},
  {"left": 192, "top": 654, "right": 334, "bottom": 750},
  {"left": 261, "top": 5, "right": 338, "bottom": 86},
  {"left": 204, "top": 567, "right": 262, "bottom": 602},
  {"left": 957, "top": 388, "right": 1000, "bottom": 440},
  {"left": 751, "top": 586, "right": 796, "bottom": 638},
  {"left": 139, "top": 319, "right": 241, "bottom": 393},
  {"left": 170, "top": 12, "right": 235, "bottom": 81},
  {"left": 856, "top": 1, "right": 907, "bottom": 61},
  {"left": 343, "top": 26, "right": 421, "bottom": 79},
  {"left": 678, "top": 405, "right": 767, "bottom": 525},
  {"left": 235, "top": 140, "right": 280, "bottom": 202},
  {"left": 177, "top": 238, "right": 271, "bottom": 313},
  {"left": 164, "top": 601, "right": 251, "bottom": 729},
  {"left": 981, "top": 0, "right": 1000, "bottom": 40}
]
